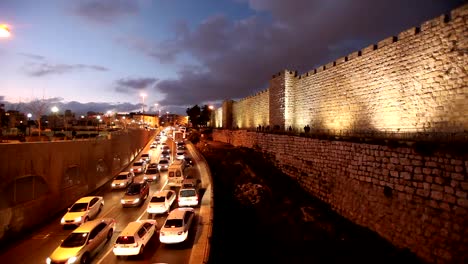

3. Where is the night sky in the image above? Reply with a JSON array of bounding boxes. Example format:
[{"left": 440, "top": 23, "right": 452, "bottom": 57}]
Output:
[{"left": 0, "top": 0, "right": 463, "bottom": 115}]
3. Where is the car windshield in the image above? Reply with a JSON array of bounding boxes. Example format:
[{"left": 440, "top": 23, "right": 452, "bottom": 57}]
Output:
[
  {"left": 61, "top": 232, "right": 89, "bottom": 247},
  {"left": 116, "top": 236, "right": 135, "bottom": 244},
  {"left": 133, "top": 162, "right": 143, "bottom": 166},
  {"left": 180, "top": 189, "right": 196, "bottom": 197},
  {"left": 69, "top": 203, "right": 88, "bottom": 212},
  {"left": 146, "top": 168, "right": 158, "bottom": 174},
  {"left": 159, "top": 160, "right": 168, "bottom": 164},
  {"left": 142, "top": 154, "right": 149, "bottom": 157},
  {"left": 116, "top": 174, "right": 127, "bottom": 180},
  {"left": 164, "top": 219, "right": 183, "bottom": 228},
  {"left": 126, "top": 184, "right": 141, "bottom": 194},
  {"left": 151, "top": 196, "right": 165, "bottom": 203}
]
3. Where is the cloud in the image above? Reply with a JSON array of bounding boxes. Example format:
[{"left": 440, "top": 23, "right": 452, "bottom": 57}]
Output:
[
  {"left": 127, "top": 0, "right": 462, "bottom": 111},
  {"left": 17, "top": 52, "right": 45, "bottom": 60},
  {"left": 114, "top": 77, "right": 158, "bottom": 93},
  {"left": 24, "top": 62, "right": 109, "bottom": 77},
  {"left": 73, "top": 0, "right": 140, "bottom": 24}
]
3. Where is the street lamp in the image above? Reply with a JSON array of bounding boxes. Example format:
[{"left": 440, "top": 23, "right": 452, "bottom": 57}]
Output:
[
  {"left": 27, "top": 113, "right": 32, "bottom": 136},
  {"left": 96, "top": 115, "right": 101, "bottom": 132},
  {"left": 51, "top": 106, "right": 59, "bottom": 135}
]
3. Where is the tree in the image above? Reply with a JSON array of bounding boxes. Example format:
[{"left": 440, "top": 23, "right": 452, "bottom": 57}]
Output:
[
  {"left": 199, "top": 105, "right": 212, "bottom": 127},
  {"left": 186, "top": 105, "right": 201, "bottom": 128},
  {"left": 25, "top": 99, "right": 49, "bottom": 137}
]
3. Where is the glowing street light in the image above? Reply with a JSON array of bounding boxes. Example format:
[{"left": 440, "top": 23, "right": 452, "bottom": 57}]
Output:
[
  {"left": 0, "top": 24, "right": 11, "bottom": 38},
  {"left": 51, "top": 106, "right": 59, "bottom": 134},
  {"left": 27, "top": 113, "right": 32, "bottom": 136}
]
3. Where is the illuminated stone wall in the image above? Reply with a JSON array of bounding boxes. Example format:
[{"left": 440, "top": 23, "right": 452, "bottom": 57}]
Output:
[
  {"left": 215, "top": 4, "right": 468, "bottom": 133},
  {"left": 231, "top": 89, "right": 269, "bottom": 129},
  {"left": 213, "top": 129, "right": 468, "bottom": 264},
  {"left": 0, "top": 129, "right": 153, "bottom": 242}
]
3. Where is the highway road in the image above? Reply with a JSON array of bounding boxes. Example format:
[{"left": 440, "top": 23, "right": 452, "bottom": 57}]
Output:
[{"left": 0, "top": 135, "right": 205, "bottom": 264}]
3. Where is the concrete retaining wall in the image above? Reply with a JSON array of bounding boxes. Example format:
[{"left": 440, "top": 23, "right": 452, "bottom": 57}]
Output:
[{"left": 0, "top": 129, "right": 153, "bottom": 242}]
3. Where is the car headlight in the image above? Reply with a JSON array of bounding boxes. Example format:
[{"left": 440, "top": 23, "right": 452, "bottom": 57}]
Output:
[
  {"left": 121, "top": 199, "right": 125, "bottom": 204},
  {"left": 67, "top": 256, "right": 78, "bottom": 264},
  {"left": 46, "top": 257, "right": 51, "bottom": 264},
  {"left": 133, "top": 198, "right": 140, "bottom": 204},
  {"left": 111, "top": 183, "right": 116, "bottom": 187},
  {"left": 74, "top": 216, "right": 82, "bottom": 222},
  {"left": 120, "top": 183, "right": 125, "bottom": 186},
  {"left": 60, "top": 218, "right": 65, "bottom": 224}
]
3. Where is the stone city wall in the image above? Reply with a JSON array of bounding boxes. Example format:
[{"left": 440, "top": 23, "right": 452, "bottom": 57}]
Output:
[
  {"left": 231, "top": 89, "right": 269, "bottom": 129},
  {"left": 0, "top": 129, "right": 153, "bottom": 242},
  {"left": 213, "top": 129, "right": 467, "bottom": 263},
  {"left": 214, "top": 4, "right": 468, "bottom": 134}
]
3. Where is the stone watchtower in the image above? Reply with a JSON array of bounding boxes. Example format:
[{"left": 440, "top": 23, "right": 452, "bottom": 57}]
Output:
[{"left": 269, "top": 70, "right": 297, "bottom": 130}]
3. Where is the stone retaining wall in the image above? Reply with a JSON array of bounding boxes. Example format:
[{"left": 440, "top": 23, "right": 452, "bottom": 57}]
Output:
[{"left": 213, "top": 129, "right": 467, "bottom": 263}]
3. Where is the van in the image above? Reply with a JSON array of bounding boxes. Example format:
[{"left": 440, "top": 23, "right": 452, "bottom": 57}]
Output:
[{"left": 167, "top": 160, "right": 185, "bottom": 188}]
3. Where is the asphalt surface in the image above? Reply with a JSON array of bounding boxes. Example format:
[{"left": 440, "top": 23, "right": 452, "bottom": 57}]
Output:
[{"left": 199, "top": 140, "right": 425, "bottom": 264}]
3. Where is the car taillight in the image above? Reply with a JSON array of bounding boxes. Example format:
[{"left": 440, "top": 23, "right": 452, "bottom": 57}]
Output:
[{"left": 133, "top": 242, "right": 139, "bottom": 248}]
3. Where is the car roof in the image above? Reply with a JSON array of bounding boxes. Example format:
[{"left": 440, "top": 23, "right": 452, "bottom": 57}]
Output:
[
  {"left": 153, "top": 190, "right": 174, "bottom": 197},
  {"left": 74, "top": 218, "right": 112, "bottom": 233},
  {"left": 167, "top": 208, "right": 194, "bottom": 219},
  {"left": 118, "top": 171, "right": 131, "bottom": 176},
  {"left": 75, "top": 196, "right": 100, "bottom": 203},
  {"left": 120, "top": 221, "right": 144, "bottom": 236}
]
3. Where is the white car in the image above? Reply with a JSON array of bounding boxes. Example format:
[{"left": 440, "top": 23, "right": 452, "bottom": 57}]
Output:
[
  {"left": 47, "top": 218, "right": 116, "bottom": 264},
  {"left": 111, "top": 171, "right": 134, "bottom": 189},
  {"left": 60, "top": 196, "right": 104, "bottom": 226},
  {"left": 144, "top": 164, "right": 159, "bottom": 182},
  {"left": 159, "top": 208, "right": 195, "bottom": 244},
  {"left": 176, "top": 150, "right": 185, "bottom": 160},
  {"left": 147, "top": 190, "right": 176, "bottom": 215},
  {"left": 131, "top": 161, "right": 147, "bottom": 174},
  {"left": 140, "top": 153, "right": 151, "bottom": 163},
  {"left": 158, "top": 159, "right": 170, "bottom": 171},
  {"left": 178, "top": 188, "right": 199, "bottom": 207},
  {"left": 113, "top": 219, "right": 157, "bottom": 257}
]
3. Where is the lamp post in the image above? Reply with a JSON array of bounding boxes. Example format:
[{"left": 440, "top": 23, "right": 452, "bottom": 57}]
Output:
[
  {"left": 96, "top": 115, "right": 101, "bottom": 133},
  {"left": 51, "top": 106, "right": 59, "bottom": 135},
  {"left": 27, "top": 113, "right": 32, "bottom": 136}
]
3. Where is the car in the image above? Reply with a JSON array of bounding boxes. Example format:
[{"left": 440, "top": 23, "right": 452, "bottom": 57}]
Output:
[
  {"left": 141, "top": 153, "right": 151, "bottom": 163},
  {"left": 111, "top": 171, "right": 134, "bottom": 189},
  {"left": 60, "top": 196, "right": 104, "bottom": 227},
  {"left": 131, "top": 160, "right": 147, "bottom": 174},
  {"left": 176, "top": 150, "right": 185, "bottom": 160},
  {"left": 178, "top": 187, "right": 199, "bottom": 207},
  {"left": 177, "top": 144, "right": 186, "bottom": 150},
  {"left": 160, "top": 150, "right": 171, "bottom": 159},
  {"left": 144, "top": 164, "right": 159, "bottom": 182},
  {"left": 184, "top": 157, "right": 193, "bottom": 167},
  {"left": 150, "top": 143, "right": 158, "bottom": 149},
  {"left": 147, "top": 190, "right": 176, "bottom": 215},
  {"left": 160, "top": 142, "right": 167, "bottom": 150},
  {"left": 113, "top": 219, "right": 157, "bottom": 257},
  {"left": 121, "top": 180, "right": 150, "bottom": 207},
  {"left": 158, "top": 158, "right": 170, "bottom": 171},
  {"left": 47, "top": 218, "right": 116, "bottom": 264},
  {"left": 162, "top": 145, "right": 171, "bottom": 153},
  {"left": 159, "top": 208, "right": 195, "bottom": 244}
]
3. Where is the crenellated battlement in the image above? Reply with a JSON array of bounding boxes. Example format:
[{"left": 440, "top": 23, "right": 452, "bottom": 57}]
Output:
[{"left": 292, "top": 6, "right": 464, "bottom": 79}]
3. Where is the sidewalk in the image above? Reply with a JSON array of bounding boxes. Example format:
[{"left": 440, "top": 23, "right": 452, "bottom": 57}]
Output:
[{"left": 188, "top": 142, "right": 213, "bottom": 264}]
